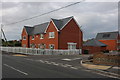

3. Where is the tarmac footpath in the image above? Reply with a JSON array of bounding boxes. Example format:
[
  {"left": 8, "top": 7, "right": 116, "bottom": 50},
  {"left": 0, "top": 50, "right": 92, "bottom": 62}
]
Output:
[{"left": 80, "top": 60, "right": 120, "bottom": 79}]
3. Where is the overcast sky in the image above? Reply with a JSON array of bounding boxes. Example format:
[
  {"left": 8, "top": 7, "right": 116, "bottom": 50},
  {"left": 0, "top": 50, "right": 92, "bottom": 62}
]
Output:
[{"left": 1, "top": 1, "right": 118, "bottom": 41}]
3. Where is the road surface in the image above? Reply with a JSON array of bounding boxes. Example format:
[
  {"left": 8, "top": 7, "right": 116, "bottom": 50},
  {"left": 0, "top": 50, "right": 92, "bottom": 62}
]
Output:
[{"left": 2, "top": 52, "right": 110, "bottom": 78}]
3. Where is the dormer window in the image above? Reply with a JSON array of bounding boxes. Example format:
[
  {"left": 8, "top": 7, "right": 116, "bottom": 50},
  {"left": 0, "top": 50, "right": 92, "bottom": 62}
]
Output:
[
  {"left": 40, "top": 34, "right": 44, "bottom": 39},
  {"left": 49, "top": 32, "right": 55, "bottom": 38},
  {"left": 32, "top": 35, "right": 34, "bottom": 40}
]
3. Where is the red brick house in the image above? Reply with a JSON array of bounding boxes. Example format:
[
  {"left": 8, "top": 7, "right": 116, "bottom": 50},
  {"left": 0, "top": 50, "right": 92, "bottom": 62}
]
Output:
[
  {"left": 96, "top": 31, "right": 120, "bottom": 51},
  {"left": 83, "top": 39, "right": 107, "bottom": 54},
  {"left": 21, "top": 16, "right": 83, "bottom": 49}
]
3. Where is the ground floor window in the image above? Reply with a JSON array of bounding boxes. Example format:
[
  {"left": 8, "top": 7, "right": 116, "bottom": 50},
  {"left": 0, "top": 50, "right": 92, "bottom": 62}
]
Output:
[
  {"left": 68, "top": 42, "right": 77, "bottom": 50},
  {"left": 23, "top": 44, "right": 26, "bottom": 47},
  {"left": 118, "top": 45, "right": 120, "bottom": 50},
  {"left": 38, "top": 43, "right": 46, "bottom": 49},
  {"left": 49, "top": 44, "right": 55, "bottom": 49},
  {"left": 30, "top": 44, "right": 35, "bottom": 48}
]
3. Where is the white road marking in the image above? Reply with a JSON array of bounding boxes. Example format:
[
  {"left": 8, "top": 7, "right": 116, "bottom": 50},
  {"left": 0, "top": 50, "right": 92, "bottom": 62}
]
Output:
[
  {"left": 70, "top": 67, "right": 78, "bottom": 70},
  {"left": 96, "top": 69, "right": 120, "bottom": 76},
  {"left": 40, "top": 60, "right": 45, "bottom": 63},
  {"left": 62, "top": 58, "right": 81, "bottom": 61},
  {"left": 72, "top": 58, "right": 81, "bottom": 60},
  {"left": 52, "top": 63, "right": 59, "bottom": 66},
  {"left": 50, "top": 62, "right": 56, "bottom": 64},
  {"left": 62, "top": 59, "right": 71, "bottom": 61},
  {"left": 4, "top": 64, "right": 28, "bottom": 75},
  {"left": 92, "top": 71, "right": 120, "bottom": 79},
  {"left": 44, "top": 61, "right": 49, "bottom": 63}
]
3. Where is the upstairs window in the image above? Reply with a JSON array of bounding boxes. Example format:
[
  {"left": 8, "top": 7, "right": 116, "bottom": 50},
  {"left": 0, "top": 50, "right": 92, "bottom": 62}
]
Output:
[
  {"left": 103, "top": 34, "right": 110, "bottom": 38},
  {"left": 32, "top": 35, "right": 34, "bottom": 40},
  {"left": 49, "top": 32, "right": 55, "bottom": 38},
  {"left": 23, "top": 36, "right": 26, "bottom": 40},
  {"left": 40, "top": 34, "right": 44, "bottom": 39}
]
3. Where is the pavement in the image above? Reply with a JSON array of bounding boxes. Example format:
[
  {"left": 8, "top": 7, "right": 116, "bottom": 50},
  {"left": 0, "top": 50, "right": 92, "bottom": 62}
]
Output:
[
  {"left": 81, "top": 59, "right": 120, "bottom": 79},
  {"left": 2, "top": 51, "right": 120, "bottom": 79}
]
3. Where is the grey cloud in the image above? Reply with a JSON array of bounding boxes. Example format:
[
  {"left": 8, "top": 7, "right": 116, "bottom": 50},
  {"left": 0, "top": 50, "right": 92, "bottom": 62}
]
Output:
[{"left": 1, "top": 2, "right": 118, "bottom": 40}]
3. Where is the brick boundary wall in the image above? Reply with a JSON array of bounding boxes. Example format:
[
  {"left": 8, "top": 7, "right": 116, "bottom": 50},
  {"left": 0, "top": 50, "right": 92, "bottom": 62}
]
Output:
[{"left": 93, "top": 53, "right": 120, "bottom": 66}]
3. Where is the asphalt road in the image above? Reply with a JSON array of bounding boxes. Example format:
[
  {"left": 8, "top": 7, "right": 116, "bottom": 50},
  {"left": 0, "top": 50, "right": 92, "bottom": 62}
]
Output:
[{"left": 2, "top": 52, "right": 109, "bottom": 78}]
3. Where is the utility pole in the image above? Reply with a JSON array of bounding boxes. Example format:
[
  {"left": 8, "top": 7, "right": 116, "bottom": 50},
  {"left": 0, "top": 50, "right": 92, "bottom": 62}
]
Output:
[
  {"left": 0, "top": 24, "right": 2, "bottom": 47},
  {"left": 1, "top": 24, "right": 8, "bottom": 46}
]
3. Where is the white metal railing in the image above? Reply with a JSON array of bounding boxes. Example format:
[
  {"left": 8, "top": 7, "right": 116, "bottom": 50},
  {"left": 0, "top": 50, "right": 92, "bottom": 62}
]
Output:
[{"left": 0, "top": 47, "right": 81, "bottom": 55}]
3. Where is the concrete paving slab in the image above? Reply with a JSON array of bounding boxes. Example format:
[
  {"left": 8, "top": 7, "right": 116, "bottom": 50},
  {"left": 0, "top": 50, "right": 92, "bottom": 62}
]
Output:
[{"left": 82, "top": 63, "right": 112, "bottom": 70}]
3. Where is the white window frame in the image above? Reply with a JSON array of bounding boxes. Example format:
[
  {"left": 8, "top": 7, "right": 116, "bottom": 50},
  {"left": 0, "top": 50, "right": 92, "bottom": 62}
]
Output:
[
  {"left": 30, "top": 43, "right": 35, "bottom": 48},
  {"left": 49, "top": 32, "right": 55, "bottom": 38},
  {"left": 49, "top": 44, "right": 55, "bottom": 49},
  {"left": 32, "top": 35, "right": 34, "bottom": 40},
  {"left": 38, "top": 44, "right": 46, "bottom": 49},
  {"left": 40, "top": 34, "right": 44, "bottom": 39},
  {"left": 23, "top": 36, "right": 26, "bottom": 40}
]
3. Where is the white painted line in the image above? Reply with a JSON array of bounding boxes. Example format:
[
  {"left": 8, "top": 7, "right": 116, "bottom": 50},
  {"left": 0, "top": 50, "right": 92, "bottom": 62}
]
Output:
[
  {"left": 52, "top": 63, "right": 59, "bottom": 66},
  {"left": 50, "top": 62, "right": 56, "bottom": 64},
  {"left": 92, "top": 71, "right": 120, "bottom": 79},
  {"left": 72, "top": 58, "right": 81, "bottom": 60},
  {"left": 44, "top": 61, "right": 49, "bottom": 63},
  {"left": 70, "top": 67, "right": 78, "bottom": 70},
  {"left": 40, "top": 60, "right": 45, "bottom": 63},
  {"left": 96, "top": 69, "right": 120, "bottom": 76},
  {"left": 62, "top": 59, "right": 71, "bottom": 61},
  {"left": 4, "top": 64, "right": 28, "bottom": 75},
  {"left": 74, "top": 66, "right": 82, "bottom": 69}
]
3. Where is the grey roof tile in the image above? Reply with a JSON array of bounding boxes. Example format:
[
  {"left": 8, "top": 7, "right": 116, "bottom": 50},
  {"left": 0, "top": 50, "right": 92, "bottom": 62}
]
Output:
[
  {"left": 51, "top": 16, "right": 73, "bottom": 30},
  {"left": 96, "top": 31, "right": 119, "bottom": 40},
  {"left": 83, "top": 39, "right": 107, "bottom": 47},
  {"left": 33, "top": 22, "right": 49, "bottom": 34},
  {"left": 24, "top": 26, "right": 34, "bottom": 35}
]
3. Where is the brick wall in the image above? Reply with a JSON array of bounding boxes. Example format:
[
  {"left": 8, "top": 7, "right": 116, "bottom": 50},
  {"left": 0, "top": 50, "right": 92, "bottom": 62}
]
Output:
[{"left": 93, "top": 53, "right": 120, "bottom": 66}]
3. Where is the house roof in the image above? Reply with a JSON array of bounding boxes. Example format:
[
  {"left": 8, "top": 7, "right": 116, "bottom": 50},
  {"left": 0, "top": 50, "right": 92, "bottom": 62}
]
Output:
[
  {"left": 83, "top": 39, "right": 107, "bottom": 47},
  {"left": 24, "top": 22, "right": 49, "bottom": 35},
  {"left": 51, "top": 16, "right": 73, "bottom": 30},
  {"left": 24, "top": 26, "right": 34, "bottom": 35},
  {"left": 24, "top": 16, "right": 74, "bottom": 35},
  {"left": 96, "top": 31, "right": 119, "bottom": 40},
  {"left": 33, "top": 22, "right": 49, "bottom": 34}
]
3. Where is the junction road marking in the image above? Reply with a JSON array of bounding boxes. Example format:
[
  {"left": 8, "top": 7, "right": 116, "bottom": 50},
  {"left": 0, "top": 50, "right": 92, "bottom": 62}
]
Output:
[
  {"left": 62, "top": 58, "right": 81, "bottom": 61},
  {"left": 70, "top": 67, "right": 78, "bottom": 70},
  {"left": 4, "top": 64, "right": 28, "bottom": 75},
  {"left": 62, "top": 59, "right": 72, "bottom": 61}
]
